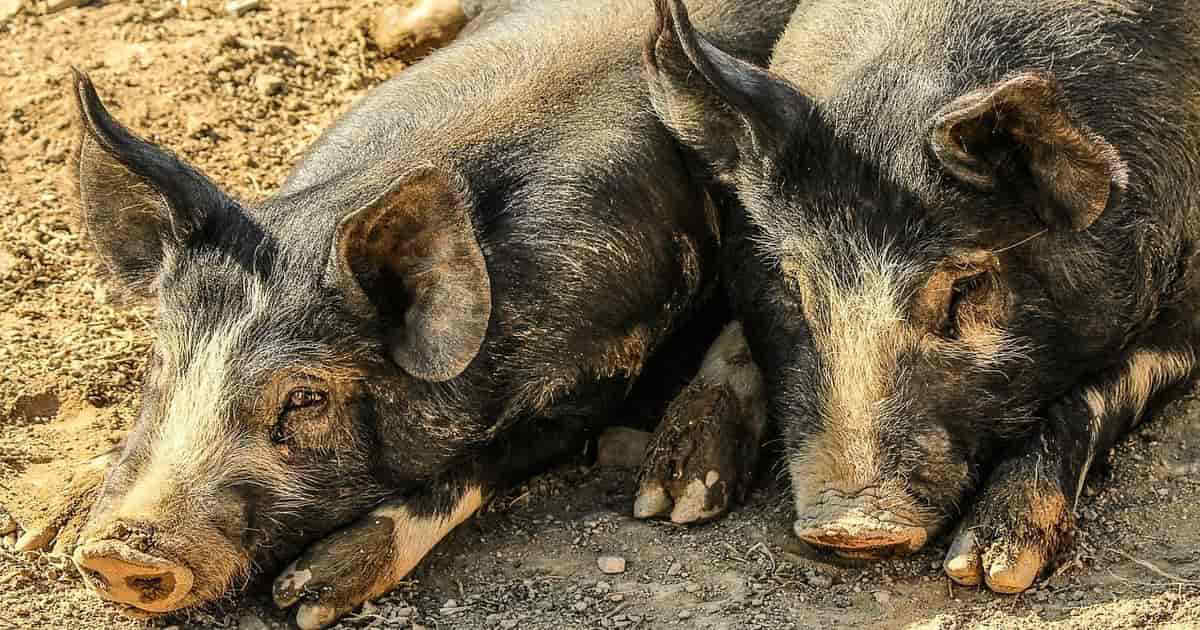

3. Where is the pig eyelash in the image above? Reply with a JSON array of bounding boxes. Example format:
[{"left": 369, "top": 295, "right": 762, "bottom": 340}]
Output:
[
  {"left": 991, "top": 228, "right": 1048, "bottom": 254},
  {"left": 269, "top": 421, "right": 294, "bottom": 445},
  {"left": 283, "top": 387, "right": 327, "bottom": 411}
]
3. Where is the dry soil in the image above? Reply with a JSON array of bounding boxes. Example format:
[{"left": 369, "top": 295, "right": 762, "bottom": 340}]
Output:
[{"left": 0, "top": 1, "right": 1198, "bottom": 629}]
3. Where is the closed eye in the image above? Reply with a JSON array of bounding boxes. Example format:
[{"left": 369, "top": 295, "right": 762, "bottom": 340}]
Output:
[{"left": 941, "top": 272, "right": 987, "bottom": 339}]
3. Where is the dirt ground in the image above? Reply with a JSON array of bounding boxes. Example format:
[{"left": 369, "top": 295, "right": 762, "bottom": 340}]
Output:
[{"left": 0, "top": 1, "right": 1198, "bottom": 629}]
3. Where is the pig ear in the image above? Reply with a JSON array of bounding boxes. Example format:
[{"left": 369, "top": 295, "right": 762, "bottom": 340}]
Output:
[
  {"left": 329, "top": 166, "right": 491, "bottom": 382},
  {"left": 71, "top": 69, "right": 232, "bottom": 294},
  {"left": 929, "top": 72, "right": 1129, "bottom": 232},
  {"left": 644, "top": 0, "right": 808, "bottom": 179}
]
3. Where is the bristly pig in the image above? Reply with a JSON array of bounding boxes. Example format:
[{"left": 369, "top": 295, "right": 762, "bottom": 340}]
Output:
[
  {"left": 646, "top": 0, "right": 1200, "bottom": 593},
  {"left": 4, "top": 0, "right": 798, "bottom": 627}
]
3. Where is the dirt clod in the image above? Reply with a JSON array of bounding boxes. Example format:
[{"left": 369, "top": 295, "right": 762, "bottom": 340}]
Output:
[
  {"left": 0, "top": 0, "right": 20, "bottom": 24},
  {"left": 225, "top": 0, "right": 261, "bottom": 18},
  {"left": 45, "top": 0, "right": 91, "bottom": 14}
]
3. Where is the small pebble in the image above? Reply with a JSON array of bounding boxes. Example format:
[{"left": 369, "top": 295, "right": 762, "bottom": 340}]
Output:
[
  {"left": 608, "top": 593, "right": 625, "bottom": 602},
  {"left": 500, "top": 621, "right": 518, "bottom": 630},
  {"left": 873, "top": 590, "right": 891, "bottom": 606},
  {"left": 598, "top": 555, "right": 627, "bottom": 574},
  {"left": 573, "top": 601, "right": 589, "bottom": 612},
  {"left": 0, "top": 0, "right": 22, "bottom": 23},
  {"left": 684, "top": 581, "right": 700, "bottom": 594},
  {"left": 596, "top": 427, "right": 652, "bottom": 469},
  {"left": 678, "top": 610, "right": 693, "bottom": 620},
  {"left": 667, "top": 561, "right": 683, "bottom": 577},
  {"left": 806, "top": 573, "right": 833, "bottom": 589},
  {"left": 225, "top": 0, "right": 260, "bottom": 17},
  {"left": 255, "top": 74, "right": 285, "bottom": 97},
  {"left": 237, "top": 613, "right": 269, "bottom": 630},
  {"left": 595, "top": 580, "right": 611, "bottom": 594}
]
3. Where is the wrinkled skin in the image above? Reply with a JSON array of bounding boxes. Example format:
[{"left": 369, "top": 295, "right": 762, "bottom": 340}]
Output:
[
  {"left": 646, "top": 0, "right": 1200, "bottom": 593},
  {"left": 6, "top": 0, "right": 798, "bottom": 627}
]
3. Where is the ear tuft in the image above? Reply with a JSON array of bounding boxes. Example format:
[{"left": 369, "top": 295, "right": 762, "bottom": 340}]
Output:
[{"left": 930, "top": 72, "right": 1128, "bottom": 231}]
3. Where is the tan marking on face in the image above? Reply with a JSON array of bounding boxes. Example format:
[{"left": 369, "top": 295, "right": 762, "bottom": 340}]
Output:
[
  {"left": 113, "top": 326, "right": 247, "bottom": 523},
  {"left": 777, "top": 235, "right": 918, "bottom": 491}
]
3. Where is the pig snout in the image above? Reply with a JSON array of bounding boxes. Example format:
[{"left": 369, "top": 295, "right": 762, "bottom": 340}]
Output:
[
  {"left": 74, "top": 525, "right": 194, "bottom": 613},
  {"left": 793, "top": 487, "right": 929, "bottom": 559}
]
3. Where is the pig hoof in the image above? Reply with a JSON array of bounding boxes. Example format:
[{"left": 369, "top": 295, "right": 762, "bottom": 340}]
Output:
[
  {"left": 274, "top": 512, "right": 400, "bottom": 629},
  {"left": 942, "top": 528, "right": 983, "bottom": 586},
  {"left": 633, "top": 482, "right": 673, "bottom": 519},
  {"left": 983, "top": 547, "right": 1044, "bottom": 593},
  {"left": 635, "top": 322, "right": 766, "bottom": 525},
  {"left": 295, "top": 605, "right": 341, "bottom": 630},
  {"left": 943, "top": 463, "right": 1072, "bottom": 593},
  {"left": 634, "top": 387, "right": 759, "bottom": 524},
  {"left": 14, "top": 526, "right": 56, "bottom": 553}
]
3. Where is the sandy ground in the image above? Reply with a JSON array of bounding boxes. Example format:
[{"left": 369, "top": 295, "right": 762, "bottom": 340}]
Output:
[{"left": 0, "top": 1, "right": 1198, "bottom": 629}]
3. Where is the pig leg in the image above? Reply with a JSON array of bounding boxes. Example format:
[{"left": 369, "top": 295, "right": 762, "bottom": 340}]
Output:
[
  {"left": 944, "top": 341, "right": 1196, "bottom": 593},
  {"left": 274, "top": 484, "right": 485, "bottom": 630},
  {"left": 634, "top": 321, "right": 767, "bottom": 524},
  {"left": 8, "top": 447, "right": 119, "bottom": 555}
]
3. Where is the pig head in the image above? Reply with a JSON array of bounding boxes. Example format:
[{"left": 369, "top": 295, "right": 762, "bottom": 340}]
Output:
[
  {"left": 643, "top": 0, "right": 1186, "bottom": 573},
  {"left": 68, "top": 70, "right": 493, "bottom": 612}
]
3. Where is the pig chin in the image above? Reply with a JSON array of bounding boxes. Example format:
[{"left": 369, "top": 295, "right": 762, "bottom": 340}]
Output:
[{"left": 787, "top": 454, "right": 942, "bottom": 561}]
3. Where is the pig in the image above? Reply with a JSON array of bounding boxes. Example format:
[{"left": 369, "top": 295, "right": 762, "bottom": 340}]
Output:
[
  {"left": 4, "top": 0, "right": 797, "bottom": 627},
  {"left": 645, "top": 0, "right": 1200, "bottom": 594}
]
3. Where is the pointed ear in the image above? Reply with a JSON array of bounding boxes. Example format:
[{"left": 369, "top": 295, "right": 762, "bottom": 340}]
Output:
[
  {"left": 328, "top": 166, "right": 491, "bottom": 382},
  {"left": 929, "top": 72, "right": 1129, "bottom": 231},
  {"left": 72, "top": 69, "right": 234, "bottom": 294},
  {"left": 643, "top": 0, "right": 808, "bottom": 180}
]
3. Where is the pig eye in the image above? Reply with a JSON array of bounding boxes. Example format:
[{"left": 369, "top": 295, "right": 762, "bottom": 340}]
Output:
[
  {"left": 284, "top": 388, "right": 327, "bottom": 411},
  {"left": 942, "top": 272, "right": 988, "bottom": 338}
]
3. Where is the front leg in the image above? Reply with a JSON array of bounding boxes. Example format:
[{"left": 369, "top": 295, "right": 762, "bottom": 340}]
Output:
[
  {"left": 274, "top": 407, "right": 597, "bottom": 629},
  {"left": 634, "top": 321, "right": 768, "bottom": 524},
  {"left": 274, "top": 482, "right": 485, "bottom": 630},
  {"left": 944, "top": 344, "right": 1196, "bottom": 592}
]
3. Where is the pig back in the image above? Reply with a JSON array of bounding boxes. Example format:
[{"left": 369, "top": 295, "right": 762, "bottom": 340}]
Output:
[{"left": 268, "top": 0, "right": 798, "bottom": 400}]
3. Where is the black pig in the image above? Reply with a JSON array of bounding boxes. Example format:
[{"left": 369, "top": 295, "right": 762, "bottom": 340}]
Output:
[
  {"left": 5, "top": 0, "right": 796, "bottom": 627},
  {"left": 646, "top": 0, "right": 1200, "bottom": 593}
]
